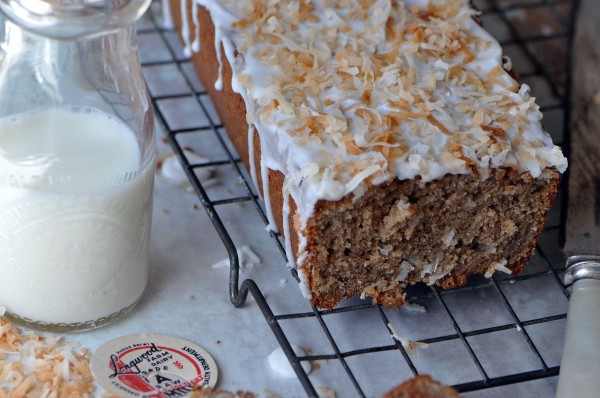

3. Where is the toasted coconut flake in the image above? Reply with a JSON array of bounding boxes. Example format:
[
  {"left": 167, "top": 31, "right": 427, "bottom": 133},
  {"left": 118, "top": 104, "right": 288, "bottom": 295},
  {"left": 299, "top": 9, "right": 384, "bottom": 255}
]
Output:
[
  {"left": 427, "top": 115, "right": 451, "bottom": 135},
  {"left": 481, "top": 124, "right": 506, "bottom": 138},
  {"left": 0, "top": 315, "right": 95, "bottom": 397}
]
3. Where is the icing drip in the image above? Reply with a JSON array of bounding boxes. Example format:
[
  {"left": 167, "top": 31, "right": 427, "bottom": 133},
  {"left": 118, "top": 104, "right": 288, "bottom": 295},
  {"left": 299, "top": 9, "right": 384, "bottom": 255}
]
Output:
[
  {"left": 213, "top": 29, "right": 224, "bottom": 90},
  {"left": 296, "top": 261, "right": 312, "bottom": 299},
  {"left": 282, "top": 181, "right": 295, "bottom": 268},
  {"left": 260, "top": 143, "right": 278, "bottom": 233},
  {"left": 180, "top": 0, "right": 191, "bottom": 57},
  {"left": 247, "top": 124, "right": 259, "bottom": 190},
  {"left": 160, "top": 0, "right": 174, "bottom": 29},
  {"left": 191, "top": 1, "right": 200, "bottom": 52}
]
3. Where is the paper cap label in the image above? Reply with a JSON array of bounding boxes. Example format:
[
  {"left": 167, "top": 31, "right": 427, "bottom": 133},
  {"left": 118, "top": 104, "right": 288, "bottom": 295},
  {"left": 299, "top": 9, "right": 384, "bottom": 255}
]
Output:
[{"left": 91, "top": 333, "right": 218, "bottom": 397}]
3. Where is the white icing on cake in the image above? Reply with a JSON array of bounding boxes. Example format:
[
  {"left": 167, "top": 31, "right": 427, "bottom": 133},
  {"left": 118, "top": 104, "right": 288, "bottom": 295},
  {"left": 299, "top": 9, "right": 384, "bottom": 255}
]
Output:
[{"left": 178, "top": 0, "right": 568, "bottom": 297}]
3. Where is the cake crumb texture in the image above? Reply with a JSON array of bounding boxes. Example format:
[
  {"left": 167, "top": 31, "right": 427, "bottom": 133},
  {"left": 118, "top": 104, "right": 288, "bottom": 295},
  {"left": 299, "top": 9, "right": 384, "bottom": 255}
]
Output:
[{"left": 303, "top": 169, "right": 558, "bottom": 308}]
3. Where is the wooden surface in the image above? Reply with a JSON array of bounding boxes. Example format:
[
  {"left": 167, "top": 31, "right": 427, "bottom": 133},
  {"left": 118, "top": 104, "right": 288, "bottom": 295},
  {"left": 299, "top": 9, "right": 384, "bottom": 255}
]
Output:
[{"left": 564, "top": 0, "right": 600, "bottom": 256}]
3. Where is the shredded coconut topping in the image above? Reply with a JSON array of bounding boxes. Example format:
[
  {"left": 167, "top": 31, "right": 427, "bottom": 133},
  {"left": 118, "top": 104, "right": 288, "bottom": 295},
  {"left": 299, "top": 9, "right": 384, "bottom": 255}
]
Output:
[
  {"left": 188, "top": 0, "right": 566, "bottom": 223},
  {"left": 484, "top": 259, "right": 512, "bottom": 278}
]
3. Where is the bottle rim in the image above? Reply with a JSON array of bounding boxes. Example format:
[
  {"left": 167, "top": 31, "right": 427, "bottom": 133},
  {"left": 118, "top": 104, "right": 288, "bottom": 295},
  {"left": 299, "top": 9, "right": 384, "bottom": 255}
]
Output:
[{"left": 0, "top": 0, "right": 152, "bottom": 40}]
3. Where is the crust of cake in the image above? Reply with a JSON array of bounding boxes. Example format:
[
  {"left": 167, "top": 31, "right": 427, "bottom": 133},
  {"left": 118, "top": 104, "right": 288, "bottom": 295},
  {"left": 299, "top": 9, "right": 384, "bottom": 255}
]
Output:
[
  {"left": 172, "top": 1, "right": 560, "bottom": 309},
  {"left": 171, "top": 2, "right": 302, "bottom": 260}
]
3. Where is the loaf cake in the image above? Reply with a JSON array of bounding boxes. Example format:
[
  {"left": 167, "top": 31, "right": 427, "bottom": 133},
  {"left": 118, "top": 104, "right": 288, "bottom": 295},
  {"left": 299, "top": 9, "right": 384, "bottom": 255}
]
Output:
[{"left": 170, "top": 0, "right": 568, "bottom": 309}]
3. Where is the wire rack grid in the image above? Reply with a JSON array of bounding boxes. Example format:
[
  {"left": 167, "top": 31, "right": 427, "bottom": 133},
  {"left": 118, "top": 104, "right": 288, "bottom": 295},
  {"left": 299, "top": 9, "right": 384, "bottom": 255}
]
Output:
[{"left": 137, "top": 0, "right": 575, "bottom": 396}]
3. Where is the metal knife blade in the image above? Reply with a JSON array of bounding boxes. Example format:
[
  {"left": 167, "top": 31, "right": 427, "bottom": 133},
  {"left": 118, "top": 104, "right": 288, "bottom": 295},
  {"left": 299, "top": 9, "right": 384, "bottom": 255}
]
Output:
[
  {"left": 563, "top": 0, "right": 600, "bottom": 257},
  {"left": 564, "top": 174, "right": 600, "bottom": 257},
  {"left": 556, "top": 1, "right": 600, "bottom": 396}
]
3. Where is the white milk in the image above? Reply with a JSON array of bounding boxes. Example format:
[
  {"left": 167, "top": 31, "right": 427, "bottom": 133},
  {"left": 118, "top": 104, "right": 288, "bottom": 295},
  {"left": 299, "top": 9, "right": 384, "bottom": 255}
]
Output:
[{"left": 0, "top": 106, "right": 154, "bottom": 326}]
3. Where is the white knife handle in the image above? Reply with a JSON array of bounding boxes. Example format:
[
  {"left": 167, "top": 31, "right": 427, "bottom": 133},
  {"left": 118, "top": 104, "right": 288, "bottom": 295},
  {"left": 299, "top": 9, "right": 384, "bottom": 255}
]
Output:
[{"left": 556, "top": 278, "right": 600, "bottom": 398}]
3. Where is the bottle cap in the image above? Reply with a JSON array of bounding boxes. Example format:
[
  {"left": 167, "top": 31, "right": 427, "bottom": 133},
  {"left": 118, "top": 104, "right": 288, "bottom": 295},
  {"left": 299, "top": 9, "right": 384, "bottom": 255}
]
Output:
[{"left": 91, "top": 333, "right": 218, "bottom": 397}]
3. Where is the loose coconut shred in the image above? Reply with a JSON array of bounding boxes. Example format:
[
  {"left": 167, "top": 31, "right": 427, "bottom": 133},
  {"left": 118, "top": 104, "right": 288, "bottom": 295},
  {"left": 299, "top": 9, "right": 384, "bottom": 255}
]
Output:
[{"left": 0, "top": 308, "right": 95, "bottom": 398}]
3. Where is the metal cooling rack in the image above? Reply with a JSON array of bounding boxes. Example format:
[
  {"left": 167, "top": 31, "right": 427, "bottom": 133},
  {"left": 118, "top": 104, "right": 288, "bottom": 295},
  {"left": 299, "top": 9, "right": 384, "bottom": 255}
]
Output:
[{"left": 138, "top": 0, "right": 575, "bottom": 395}]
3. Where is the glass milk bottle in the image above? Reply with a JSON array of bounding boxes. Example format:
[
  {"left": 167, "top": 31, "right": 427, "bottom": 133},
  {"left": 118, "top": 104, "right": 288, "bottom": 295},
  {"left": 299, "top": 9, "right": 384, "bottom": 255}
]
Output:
[{"left": 0, "top": 0, "right": 155, "bottom": 331}]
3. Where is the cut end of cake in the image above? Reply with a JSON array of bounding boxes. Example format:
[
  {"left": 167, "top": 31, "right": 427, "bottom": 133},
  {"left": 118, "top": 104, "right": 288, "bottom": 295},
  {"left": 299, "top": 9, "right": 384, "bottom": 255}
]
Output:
[{"left": 301, "top": 168, "right": 558, "bottom": 309}]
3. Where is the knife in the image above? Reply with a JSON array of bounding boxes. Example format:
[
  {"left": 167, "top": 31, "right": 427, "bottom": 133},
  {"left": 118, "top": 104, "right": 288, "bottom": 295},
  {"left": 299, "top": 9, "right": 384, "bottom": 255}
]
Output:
[{"left": 555, "top": 0, "right": 600, "bottom": 396}]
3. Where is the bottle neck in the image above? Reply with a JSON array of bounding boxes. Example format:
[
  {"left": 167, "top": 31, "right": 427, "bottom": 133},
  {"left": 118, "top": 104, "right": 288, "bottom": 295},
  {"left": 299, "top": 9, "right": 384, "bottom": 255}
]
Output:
[
  {"left": 0, "top": 17, "right": 147, "bottom": 126},
  {"left": 0, "top": 0, "right": 154, "bottom": 174},
  {"left": 0, "top": 0, "right": 151, "bottom": 40}
]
